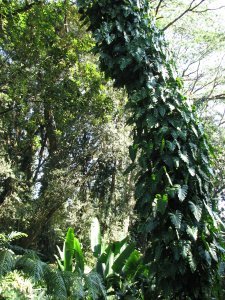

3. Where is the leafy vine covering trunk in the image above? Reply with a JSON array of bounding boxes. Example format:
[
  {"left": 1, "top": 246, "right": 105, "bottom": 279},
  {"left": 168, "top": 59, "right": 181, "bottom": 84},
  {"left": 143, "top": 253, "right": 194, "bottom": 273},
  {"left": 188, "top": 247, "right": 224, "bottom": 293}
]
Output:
[{"left": 78, "top": 0, "right": 222, "bottom": 298}]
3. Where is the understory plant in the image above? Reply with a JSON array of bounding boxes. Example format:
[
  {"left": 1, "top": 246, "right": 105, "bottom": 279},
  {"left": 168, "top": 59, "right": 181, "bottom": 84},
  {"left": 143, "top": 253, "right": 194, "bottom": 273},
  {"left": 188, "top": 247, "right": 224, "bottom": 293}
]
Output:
[
  {"left": 78, "top": 0, "right": 224, "bottom": 298},
  {"left": 56, "top": 218, "right": 148, "bottom": 299},
  {"left": 0, "top": 230, "right": 105, "bottom": 299}
]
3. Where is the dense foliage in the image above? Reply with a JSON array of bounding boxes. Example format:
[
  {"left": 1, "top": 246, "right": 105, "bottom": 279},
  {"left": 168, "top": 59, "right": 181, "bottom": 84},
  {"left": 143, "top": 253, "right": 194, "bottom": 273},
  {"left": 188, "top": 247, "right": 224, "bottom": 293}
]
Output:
[
  {"left": 0, "top": 221, "right": 148, "bottom": 299},
  {"left": 79, "top": 0, "right": 224, "bottom": 298},
  {"left": 0, "top": 0, "right": 225, "bottom": 299},
  {"left": 0, "top": 0, "right": 134, "bottom": 254}
]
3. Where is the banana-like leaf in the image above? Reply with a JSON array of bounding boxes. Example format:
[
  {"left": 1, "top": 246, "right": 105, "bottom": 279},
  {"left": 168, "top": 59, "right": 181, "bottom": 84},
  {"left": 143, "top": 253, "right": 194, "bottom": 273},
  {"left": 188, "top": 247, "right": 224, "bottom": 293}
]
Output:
[
  {"left": 54, "top": 254, "right": 64, "bottom": 271},
  {"left": 112, "top": 243, "right": 135, "bottom": 274},
  {"left": 74, "top": 237, "right": 84, "bottom": 273},
  {"left": 111, "top": 237, "right": 128, "bottom": 256},
  {"left": 105, "top": 249, "right": 114, "bottom": 278},
  {"left": 91, "top": 217, "right": 101, "bottom": 258},
  {"left": 64, "top": 228, "right": 75, "bottom": 272},
  {"left": 56, "top": 245, "right": 64, "bottom": 261},
  {"left": 124, "top": 249, "right": 141, "bottom": 279}
]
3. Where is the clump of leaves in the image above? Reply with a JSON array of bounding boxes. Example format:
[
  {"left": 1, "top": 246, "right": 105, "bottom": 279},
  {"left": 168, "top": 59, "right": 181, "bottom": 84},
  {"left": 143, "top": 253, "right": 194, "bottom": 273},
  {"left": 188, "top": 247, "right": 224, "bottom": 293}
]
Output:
[
  {"left": 0, "top": 270, "right": 47, "bottom": 300},
  {"left": 79, "top": 0, "right": 224, "bottom": 298}
]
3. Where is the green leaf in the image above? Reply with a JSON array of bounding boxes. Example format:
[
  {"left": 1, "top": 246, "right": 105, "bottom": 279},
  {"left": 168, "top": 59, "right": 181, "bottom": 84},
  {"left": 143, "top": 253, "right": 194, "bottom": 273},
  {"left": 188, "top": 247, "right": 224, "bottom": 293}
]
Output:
[
  {"left": 7, "top": 231, "right": 28, "bottom": 242},
  {"left": 169, "top": 210, "right": 182, "bottom": 229},
  {"left": 112, "top": 243, "right": 135, "bottom": 274},
  {"left": 74, "top": 237, "right": 84, "bottom": 273},
  {"left": 180, "top": 240, "right": 191, "bottom": 258},
  {"left": 178, "top": 150, "right": 189, "bottom": 164},
  {"left": 186, "top": 225, "right": 198, "bottom": 241},
  {"left": 156, "top": 194, "right": 168, "bottom": 215},
  {"left": 146, "top": 115, "right": 157, "bottom": 128},
  {"left": 203, "top": 201, "right": 218, "bottom": 228},
  {"left": 64, "top": 228, "right": 75, "bottom": 272},
  {"left": 191, "top": 125, "right": 198, "bottom": 137},
  {"left": 129, "top": 144, "right": 138, "bottom": 162},
  {"left": 119, "top": 57, "right": 132, "bottom": 71},
  {"left": 159, "top": 105, "right": 166, "bottom": 117},
  {"left": 163, "top": 166, "right": 173, "bottom": 186},
  {"left": 55, "top": 254, "right": 64, "bottom": 272},
  {"left": 56, "top": 245, "right": 64, "bottom": 261},
  {"left": 189, "top": 201, "right": 202, "bottom": 222},
  {"left": 124, "top": 250, "right": 141, "bottom": 279},
  {"left": 104, "top": 249, "right": 114, "bottom": 277},
  {"left": 188, "top": 252, "right": 197, "bottom": 272},
  {"left": 178, "top": 185, "right": 188, "bottom": 202},
  {"left": 112, "top": 237, "right": 129, "bottom": 256},
  {"left": 188, "top": 166, "right": 195, "bottom": 176},
  {"left": 166, "top": 140, "right": 176, "bottom": 152},
  {"left": 209, "top": 244, "right": 218, "bottom": 262}
]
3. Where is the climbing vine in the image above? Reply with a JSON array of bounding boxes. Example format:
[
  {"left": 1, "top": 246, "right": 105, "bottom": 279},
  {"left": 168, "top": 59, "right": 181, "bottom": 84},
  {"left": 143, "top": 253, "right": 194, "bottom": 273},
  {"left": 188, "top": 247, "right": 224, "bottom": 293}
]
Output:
[{"left": 79, "top": 0, "right": 223, "bottom": 298}]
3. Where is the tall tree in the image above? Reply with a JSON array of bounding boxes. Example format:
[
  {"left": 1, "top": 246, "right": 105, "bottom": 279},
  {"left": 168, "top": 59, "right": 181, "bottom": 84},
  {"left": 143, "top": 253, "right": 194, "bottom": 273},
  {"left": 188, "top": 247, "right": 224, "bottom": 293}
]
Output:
[
  {"left": 79, "top": 0, "right": 223, "bottom": 298},
  {"left": 0, "top": 0, "right": 133, "bottom": 251}
]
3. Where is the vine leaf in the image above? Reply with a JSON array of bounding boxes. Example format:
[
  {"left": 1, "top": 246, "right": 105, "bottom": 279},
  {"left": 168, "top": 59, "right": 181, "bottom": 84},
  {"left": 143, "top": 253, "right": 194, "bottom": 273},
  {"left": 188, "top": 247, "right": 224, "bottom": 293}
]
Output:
[
  {"left": 188, "top": 252, "right": 197, "bottom": 272},
  {"left": 178, "top": 150, "right": 189, "bottom": 164},
  {"left": 189, "top": 201, "right": 202, "bottom": 222},
  {"left": 169, "top": 210, "right": 182, "bottom": 230},
  {"left": 180, "top": 240, "right": 191, "bottom": 258},
  {"left": 188, "top": 166, "right": 195, "bottom": 176},
  {"left": 209, "top": 244, "right": 218, "bottom": 262},
  {"left": 178, "top": 185, "right": 188, "bottom": 202},
  {"left": 186, "top": 226, "right": 198, "bottom": 241}
]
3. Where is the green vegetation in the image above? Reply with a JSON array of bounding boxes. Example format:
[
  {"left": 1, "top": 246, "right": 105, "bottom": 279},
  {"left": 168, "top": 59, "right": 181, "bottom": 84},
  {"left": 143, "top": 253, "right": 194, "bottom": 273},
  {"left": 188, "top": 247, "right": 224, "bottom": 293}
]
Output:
[
  {"left": 79, "top": 0, "right": 224, "bottom": 298},
  {"left": 0, "top": 0, "right": 225, "bottom": 299}
]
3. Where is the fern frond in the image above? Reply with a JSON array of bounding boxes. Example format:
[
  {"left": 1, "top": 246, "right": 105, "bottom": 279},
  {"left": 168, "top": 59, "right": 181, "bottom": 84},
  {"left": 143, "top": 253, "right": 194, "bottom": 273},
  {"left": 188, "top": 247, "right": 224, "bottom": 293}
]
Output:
[
  {"left": 44, "top": 266, "right": 67, "bottom": 300},
  {"left": 69, "top": 272, "right": 85, "bottom": 299},
  {"left": 16, "top": 252, "right": 45, "bottom": 282},
  {"left": 0, "top": 249, "right": 15, "bottom": 277},
  {"left": 7, "top": 231, "right": 28, "bottom": 242},
  {"left": 84, "top": 271, "right": 106, "bottom": 299}
]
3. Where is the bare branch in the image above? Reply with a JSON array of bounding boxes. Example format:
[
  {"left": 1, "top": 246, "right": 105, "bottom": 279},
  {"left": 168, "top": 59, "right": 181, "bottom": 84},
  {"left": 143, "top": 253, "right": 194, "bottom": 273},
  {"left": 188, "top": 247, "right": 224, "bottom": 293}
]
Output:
[
  {"left": 155, "top": 0, "right": 164, "bottom": 16},
  {"left": 218, "top": 108, "right": 225, "bottom": 126},
  {"left": 190, "top": 59, "right": 201, "bottom": 93},
  {"left": 193, "top": 94, "right": 225, "bottom": 104},
  {"left": 193, "top": 5, "right": 225, "bottom": 13},
  {"left": 182, "top": 46, "right": 211, "bottom": 77},
  {"left": 162, "top": 0, "right": 206, "bottom": 31}
]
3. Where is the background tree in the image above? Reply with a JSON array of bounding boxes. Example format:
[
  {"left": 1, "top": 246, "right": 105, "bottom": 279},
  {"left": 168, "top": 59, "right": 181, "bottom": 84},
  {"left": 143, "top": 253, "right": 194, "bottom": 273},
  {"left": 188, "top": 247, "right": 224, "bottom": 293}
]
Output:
[{"left": 0, "top": 0, "right": 134, "bottom": 255}]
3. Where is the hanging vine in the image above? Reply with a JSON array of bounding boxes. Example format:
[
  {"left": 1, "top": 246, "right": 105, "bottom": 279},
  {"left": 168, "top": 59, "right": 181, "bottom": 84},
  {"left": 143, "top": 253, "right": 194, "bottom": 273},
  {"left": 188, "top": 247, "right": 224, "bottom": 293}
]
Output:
[{"left": 78, "top": 0, "right": 223, "bottom": 298}]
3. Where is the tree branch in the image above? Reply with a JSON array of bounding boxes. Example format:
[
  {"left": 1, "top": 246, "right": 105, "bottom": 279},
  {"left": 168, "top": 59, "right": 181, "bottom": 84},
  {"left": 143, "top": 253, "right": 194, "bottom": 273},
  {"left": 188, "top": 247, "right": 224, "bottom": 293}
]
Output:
[
  {"left": 155, "top": 0, "right": 164, "bottom": 16},
  {"left": 193, "top": 6, "right": 225, "bottom": 13},
  {"left": 162, "top": 0, "right": 206, "bottom": 31}
]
